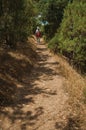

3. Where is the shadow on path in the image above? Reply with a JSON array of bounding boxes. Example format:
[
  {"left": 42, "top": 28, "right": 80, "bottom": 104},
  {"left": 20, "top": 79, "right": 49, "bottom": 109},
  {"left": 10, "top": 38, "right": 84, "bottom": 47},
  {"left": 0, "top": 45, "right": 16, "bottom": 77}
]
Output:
[{"left": 0, "top": 40, "right": 60, "bottom": 129}]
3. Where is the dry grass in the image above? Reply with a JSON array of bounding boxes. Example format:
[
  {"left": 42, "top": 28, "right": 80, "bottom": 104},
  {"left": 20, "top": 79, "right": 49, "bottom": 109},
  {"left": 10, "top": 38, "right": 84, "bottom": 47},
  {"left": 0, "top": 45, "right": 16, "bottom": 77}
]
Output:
[{"left": 54, "top": 54, "right": 86, "bottom": 130}]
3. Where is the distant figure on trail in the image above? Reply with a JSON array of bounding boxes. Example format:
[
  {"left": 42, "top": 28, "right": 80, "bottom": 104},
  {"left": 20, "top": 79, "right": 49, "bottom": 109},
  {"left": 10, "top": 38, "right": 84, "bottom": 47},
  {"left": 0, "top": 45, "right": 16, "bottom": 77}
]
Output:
[{"left": 35, "top": 26, "right": 41, "bottom": 44}]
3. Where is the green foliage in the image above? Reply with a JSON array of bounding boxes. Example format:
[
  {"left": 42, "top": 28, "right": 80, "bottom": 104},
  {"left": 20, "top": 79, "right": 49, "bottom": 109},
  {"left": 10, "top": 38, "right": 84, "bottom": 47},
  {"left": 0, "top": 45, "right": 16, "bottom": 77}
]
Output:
[
  {"left": 0, "top": 0, "right": 36, "bottom": 48},
  {"left": 38, "top": 0, "right": 69, "bottom": 39},
  {"left": 49, "top": 1, "right": 86, "bottom": 72},
  {"left": 48, "top": 34, "right": 59, "bottom": 52}
]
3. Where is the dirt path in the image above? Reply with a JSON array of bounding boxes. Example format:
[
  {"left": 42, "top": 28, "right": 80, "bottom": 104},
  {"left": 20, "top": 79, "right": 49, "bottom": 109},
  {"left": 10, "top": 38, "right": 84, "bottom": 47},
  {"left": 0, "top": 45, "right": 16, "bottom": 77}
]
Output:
[{"left": 0, "top": 39, "right": 69, "bottom": 130}]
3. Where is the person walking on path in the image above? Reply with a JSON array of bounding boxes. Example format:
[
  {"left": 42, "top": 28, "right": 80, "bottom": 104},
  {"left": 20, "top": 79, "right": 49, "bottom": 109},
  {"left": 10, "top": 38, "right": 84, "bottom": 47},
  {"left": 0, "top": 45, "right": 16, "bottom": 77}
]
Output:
[{"left": 35, "top": 26, "right": 41, "bottom": 44}]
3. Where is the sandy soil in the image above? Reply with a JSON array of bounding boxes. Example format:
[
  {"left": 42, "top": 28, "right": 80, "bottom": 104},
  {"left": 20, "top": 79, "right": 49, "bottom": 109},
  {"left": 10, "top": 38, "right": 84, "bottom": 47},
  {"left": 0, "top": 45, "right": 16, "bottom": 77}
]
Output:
[{"left": 0, "top": 39, "right": 69, "bottom": 130}]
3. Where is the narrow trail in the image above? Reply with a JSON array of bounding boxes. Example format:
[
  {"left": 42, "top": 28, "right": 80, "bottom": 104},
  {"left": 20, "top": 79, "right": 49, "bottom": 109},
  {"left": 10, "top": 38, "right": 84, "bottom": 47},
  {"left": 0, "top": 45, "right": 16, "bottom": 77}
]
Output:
[{"left": 0, "top": 39, "right": 69, "bottom": 130}]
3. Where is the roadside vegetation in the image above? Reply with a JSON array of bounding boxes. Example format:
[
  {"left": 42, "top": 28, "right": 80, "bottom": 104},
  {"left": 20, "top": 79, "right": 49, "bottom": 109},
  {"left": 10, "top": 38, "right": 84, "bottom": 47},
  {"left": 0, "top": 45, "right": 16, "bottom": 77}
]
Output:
[
  {"left": 48, "top": 0, "right": 86, "bottom": 73},
  {"left": 0, "top": 0, "right": 36, "bottom": 48}
]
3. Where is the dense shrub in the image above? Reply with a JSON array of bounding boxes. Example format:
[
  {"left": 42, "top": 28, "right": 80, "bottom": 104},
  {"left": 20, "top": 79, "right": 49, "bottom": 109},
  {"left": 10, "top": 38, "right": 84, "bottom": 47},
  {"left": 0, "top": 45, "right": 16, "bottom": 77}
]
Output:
[
  {"left": 49, "top": 1, "right": 86, "bottom": 72},
  {"left": 37, "top": 0, "right": 69, "bottom": 40},
  {"left": 0, "top": 0, "right": 36, "bottom": 48}
]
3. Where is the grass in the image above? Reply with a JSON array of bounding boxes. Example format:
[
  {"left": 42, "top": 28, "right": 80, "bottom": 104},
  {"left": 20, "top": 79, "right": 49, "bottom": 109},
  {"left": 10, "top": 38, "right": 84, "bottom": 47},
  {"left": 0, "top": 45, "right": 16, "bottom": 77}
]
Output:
[{"left": 54, "top": 54, "right": 86, "bottom": 130}]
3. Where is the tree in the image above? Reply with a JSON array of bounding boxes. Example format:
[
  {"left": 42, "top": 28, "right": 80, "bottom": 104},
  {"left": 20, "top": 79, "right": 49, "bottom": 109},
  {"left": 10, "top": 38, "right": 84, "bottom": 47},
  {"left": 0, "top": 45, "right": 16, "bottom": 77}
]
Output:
[
  {"left": 49, "top": 0, "right": 86, "bottom": 72},
  {"left": 0, "top": 0, "right": 36, "bottom": 48},
  {"left": 38, "top": 0, "right": 69, "bottom": 39}
]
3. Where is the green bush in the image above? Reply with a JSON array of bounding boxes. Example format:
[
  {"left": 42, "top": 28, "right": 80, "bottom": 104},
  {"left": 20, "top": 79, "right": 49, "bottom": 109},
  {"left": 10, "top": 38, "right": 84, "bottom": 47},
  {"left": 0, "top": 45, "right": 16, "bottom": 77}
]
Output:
[
  {"left": 0, "top": 0, "right": 36, "bottom": 48},
  {"left": 48, "top": 34, "right": 59, "bottom": 52},
  {"left": 37, "top": 0, "right": 69, "bottom": 40},
  {"left": 49, "top": 1, "right": 86, "bottom": 72}
]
